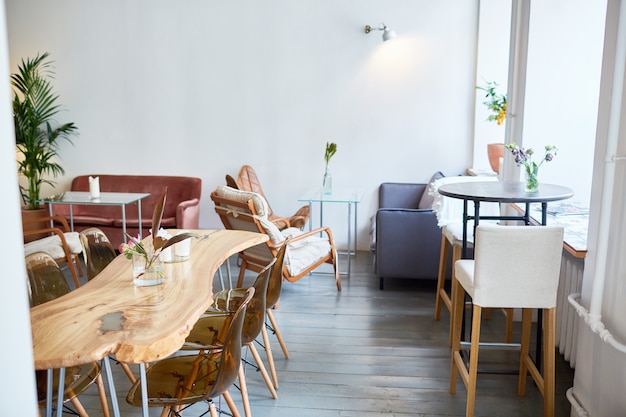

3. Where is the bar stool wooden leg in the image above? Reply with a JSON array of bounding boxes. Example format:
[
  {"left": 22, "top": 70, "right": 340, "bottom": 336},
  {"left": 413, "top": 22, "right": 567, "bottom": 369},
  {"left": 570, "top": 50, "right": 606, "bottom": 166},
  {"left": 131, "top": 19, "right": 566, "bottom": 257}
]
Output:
[
  {"left": 543, "top": 308, "right": 556, "bottom": 417},
  {"left": 518, "top": 308, "right": 533, "bottom": 395},
  {"left": 503, "top": 308, "right": 514, "bottom": 343},
  {"left": 518, "top": 307, "right": 555, "bottom": 417},
  {"left": 435, "top": 233, "right": 449, "bottom": 321},
  {"left": 449, "top": 277, "right": 465, "bottom": 394},
  {"left": 448, "top": 245, "right": 462, "bottom": 347},
  {"left": 465, "top": 304, "right": 483, "bottom": 417}
]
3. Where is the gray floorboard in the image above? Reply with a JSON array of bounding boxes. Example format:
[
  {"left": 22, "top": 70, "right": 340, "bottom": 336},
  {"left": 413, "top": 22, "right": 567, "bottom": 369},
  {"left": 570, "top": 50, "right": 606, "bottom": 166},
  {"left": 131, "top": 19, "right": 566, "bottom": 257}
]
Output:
[{"left": 54, "top": 251, "right": 574, "bottom": 416}]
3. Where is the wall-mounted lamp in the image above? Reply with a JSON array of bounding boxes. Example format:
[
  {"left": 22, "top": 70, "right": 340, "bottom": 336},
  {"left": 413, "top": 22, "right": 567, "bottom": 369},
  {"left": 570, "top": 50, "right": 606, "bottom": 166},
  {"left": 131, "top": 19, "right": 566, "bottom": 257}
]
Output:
[{"left": 364, "top": 23, "right": 397, "bottom": 42}]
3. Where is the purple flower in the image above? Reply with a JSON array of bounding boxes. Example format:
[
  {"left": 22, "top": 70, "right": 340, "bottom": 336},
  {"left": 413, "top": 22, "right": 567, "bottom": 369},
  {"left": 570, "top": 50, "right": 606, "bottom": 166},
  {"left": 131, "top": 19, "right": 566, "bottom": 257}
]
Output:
[{"left": 505, "top": 142, "right": 558, "bottom": 170}]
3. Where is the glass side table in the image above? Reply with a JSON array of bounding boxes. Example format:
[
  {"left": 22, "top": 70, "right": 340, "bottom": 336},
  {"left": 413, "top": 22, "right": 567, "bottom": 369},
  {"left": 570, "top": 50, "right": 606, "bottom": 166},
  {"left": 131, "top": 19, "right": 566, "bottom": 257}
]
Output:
[
  {"left": 298, "top": 187, "right": 365, "bottom": 278},
  {"left": 39, "top": 191, "right": 151, "bottom": 243}
]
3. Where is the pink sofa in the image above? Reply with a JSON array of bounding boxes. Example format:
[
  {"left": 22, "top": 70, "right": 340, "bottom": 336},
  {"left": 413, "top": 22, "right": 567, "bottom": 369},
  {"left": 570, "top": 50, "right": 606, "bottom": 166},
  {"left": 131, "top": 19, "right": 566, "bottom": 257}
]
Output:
[{"left": 51, "top": 174, "right": 202, "bottom": 248}]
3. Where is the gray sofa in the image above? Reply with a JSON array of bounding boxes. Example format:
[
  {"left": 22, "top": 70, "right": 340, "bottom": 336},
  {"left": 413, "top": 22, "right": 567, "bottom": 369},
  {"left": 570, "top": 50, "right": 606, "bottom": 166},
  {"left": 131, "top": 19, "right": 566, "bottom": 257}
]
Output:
[{"left": 370, "top": 176, "right": 450, "bottom": 289}]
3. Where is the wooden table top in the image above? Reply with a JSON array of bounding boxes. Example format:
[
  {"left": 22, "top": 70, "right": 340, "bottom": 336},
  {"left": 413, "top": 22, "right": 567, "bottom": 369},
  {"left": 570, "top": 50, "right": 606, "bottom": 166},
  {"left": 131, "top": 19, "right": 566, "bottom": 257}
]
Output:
[{"left": 30, "top": 229, "right": 268, "bottom": 370}]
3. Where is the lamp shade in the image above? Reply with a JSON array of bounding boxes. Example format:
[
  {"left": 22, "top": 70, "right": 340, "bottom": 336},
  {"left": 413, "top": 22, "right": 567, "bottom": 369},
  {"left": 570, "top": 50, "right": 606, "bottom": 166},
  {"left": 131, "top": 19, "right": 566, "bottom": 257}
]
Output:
[{"left": 382, "top": 27, "right": 397, "bottom": 41}]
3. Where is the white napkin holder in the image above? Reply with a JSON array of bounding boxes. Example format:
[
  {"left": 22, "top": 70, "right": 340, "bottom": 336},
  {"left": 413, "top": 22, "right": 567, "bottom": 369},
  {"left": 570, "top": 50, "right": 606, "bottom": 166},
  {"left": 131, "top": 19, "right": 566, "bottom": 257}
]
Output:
[
  {"left": 89, "top": 176, "right": 100, "bottom": 199},
  {"left": 174, "top": 230, "right": 192, "bottom": 258}
]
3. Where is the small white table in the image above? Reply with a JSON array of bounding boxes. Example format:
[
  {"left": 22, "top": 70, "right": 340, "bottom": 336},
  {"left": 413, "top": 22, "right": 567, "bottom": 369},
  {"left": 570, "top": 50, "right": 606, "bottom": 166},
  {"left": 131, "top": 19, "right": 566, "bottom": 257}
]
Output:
[
  {"left": 40, "top": 191, "right": 151, "bottom": 242},
  {"left": 298, "top": 187, "right": 365, "bottom": 277}
]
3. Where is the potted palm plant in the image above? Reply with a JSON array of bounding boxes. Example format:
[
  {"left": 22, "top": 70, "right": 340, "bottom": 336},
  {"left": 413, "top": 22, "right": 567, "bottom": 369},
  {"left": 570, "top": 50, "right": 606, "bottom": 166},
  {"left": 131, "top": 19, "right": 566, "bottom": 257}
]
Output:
[{"left": 12, "top": 52, "right": 78, "bottom": 211}]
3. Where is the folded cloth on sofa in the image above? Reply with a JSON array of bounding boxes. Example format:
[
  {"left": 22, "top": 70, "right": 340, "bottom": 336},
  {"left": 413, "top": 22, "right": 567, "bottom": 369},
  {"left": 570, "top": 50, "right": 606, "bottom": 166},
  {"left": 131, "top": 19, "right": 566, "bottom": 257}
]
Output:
[{"left": 429, "top": 175, "right": 500, "bottom": 227}]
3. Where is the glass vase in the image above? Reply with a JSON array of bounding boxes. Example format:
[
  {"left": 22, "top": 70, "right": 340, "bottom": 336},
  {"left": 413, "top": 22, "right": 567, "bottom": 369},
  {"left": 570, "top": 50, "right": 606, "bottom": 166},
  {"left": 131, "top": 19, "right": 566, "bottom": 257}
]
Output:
[
  {"left": 132, "top": 254, "right": 164, "bottom": 286},
  {"left": 322, "top": 168, "right": 332, "bottom": 195},
  {"left": 525, "top": 167, "right": 539, "bottom": 193}
]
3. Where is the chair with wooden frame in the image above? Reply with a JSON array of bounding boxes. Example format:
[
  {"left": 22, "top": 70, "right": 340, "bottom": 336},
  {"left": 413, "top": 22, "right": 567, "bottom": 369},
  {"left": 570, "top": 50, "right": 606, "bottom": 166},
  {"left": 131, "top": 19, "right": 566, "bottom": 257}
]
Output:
[
  {"left": 127, "top": 288, "right": 254, "bottom": 417},
  {"left": 235, "top": 164, "right": 310, "bottom": 230},
  {"left": 184, "top": 260, "right": 277, "bottom": 417},
  {"left": 23, "top": 215, "right": 83, "bottom": 288},
  {"left": 225, "top": 174, "right": 239, "bottom": 189},
  {"left": 78, "top": 227, "right": 138, "bottom": 384},
  {"left": 205, "top": 240, "right": 290, "bottom": 395},
  {"left": 261, "top": 239, "right": 289, "bottom": 388},
  {"left": 211, "top": 185, "right": 341, "bottom": 291},
  {"left": 79, "top": 227, "right": 117, "bottom": 281},
  {"left": 449, "top": 225, "right": 564, "bottom": 417},
  {"left": 25, "top": 252, "right": 109, "bottom": 417}
]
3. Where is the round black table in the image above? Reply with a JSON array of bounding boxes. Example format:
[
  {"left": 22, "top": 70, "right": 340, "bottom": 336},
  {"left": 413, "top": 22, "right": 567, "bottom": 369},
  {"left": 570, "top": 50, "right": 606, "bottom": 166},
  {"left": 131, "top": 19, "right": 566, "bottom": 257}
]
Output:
[{"left": 438, "top": 181, "right": 574, "bottom": 258}]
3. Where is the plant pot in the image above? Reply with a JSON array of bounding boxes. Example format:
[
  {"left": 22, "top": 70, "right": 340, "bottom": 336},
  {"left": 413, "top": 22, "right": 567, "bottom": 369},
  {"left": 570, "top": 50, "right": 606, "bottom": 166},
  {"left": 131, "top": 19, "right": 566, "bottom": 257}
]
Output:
[
  {"left": 21, "top": 205, "right": 49, "bottom": 243},
  {"left": 487, "top": 143, "right": 505, "bottom": 173}
]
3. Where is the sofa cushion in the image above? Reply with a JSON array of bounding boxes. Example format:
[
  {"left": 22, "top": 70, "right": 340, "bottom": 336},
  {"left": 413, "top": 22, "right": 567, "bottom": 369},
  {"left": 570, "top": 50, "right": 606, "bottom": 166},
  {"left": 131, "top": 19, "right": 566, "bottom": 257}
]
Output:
[
  {"left": 280, "top": 227, "right": 331, "bottom": 277},
  {"left": 379, "top": 183, "right": 427, "bottom": 209},
  {"left": 24, "top": 232, "right": 82, "bottom": 258},
  {"left": 418, "top": 171, "right": 445, "bottom": 209}
]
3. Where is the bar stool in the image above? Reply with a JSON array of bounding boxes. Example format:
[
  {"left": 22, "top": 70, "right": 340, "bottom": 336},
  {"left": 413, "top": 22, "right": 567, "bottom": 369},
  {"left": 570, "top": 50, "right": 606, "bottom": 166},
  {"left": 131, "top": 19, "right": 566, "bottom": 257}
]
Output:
[
  {"left": 430, "top": 176, "right": 509, "bottom": 346},
  {"left": 449, "top": 225, "right": 564, "bottom": 417}
]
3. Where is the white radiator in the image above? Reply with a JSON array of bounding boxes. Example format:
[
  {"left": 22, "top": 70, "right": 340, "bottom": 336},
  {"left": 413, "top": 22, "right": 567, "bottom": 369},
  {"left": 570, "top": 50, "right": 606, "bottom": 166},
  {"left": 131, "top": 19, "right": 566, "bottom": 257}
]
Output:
[{"left": 555, "top": 251, "right": 585, "bottom": 368}]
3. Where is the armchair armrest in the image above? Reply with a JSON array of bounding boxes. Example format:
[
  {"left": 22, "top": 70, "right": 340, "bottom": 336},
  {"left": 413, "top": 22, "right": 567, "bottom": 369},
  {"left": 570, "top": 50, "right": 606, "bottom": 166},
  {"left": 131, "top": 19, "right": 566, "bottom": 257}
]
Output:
[
  {"left": 266, "top": 226, "right": 334, "bottom": 250},
  {"left": 176, "top": 198, "right": 200, "bottom": 229}
]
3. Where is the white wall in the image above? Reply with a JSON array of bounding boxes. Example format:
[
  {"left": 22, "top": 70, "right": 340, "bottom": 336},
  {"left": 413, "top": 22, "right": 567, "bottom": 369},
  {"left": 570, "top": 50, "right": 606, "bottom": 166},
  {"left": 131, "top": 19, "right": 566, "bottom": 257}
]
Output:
[
  {"left": 5, "top": 0, "right": 479, "bottom": 251},
  {"left": 0, "top": 0, "right": 39, "bottom": 414}
]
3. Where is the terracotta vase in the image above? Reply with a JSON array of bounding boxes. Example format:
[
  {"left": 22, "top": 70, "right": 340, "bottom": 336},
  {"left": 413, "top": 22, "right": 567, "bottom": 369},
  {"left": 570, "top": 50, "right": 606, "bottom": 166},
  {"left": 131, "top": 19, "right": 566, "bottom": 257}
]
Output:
[{"left": 487, "top": 143, "right": 505, "bottom": 173}]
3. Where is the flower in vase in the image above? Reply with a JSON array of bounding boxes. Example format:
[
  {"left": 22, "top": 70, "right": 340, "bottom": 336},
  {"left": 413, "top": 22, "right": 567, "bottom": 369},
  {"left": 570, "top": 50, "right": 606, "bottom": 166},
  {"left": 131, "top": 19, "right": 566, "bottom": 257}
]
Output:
[
  {"left": 506, "top": 142, "right": 557, "bottom": 191},
  {"left": 505, "top": 142, "right": 557, "bottom": 174},
  {"left": 477, "top": 81, "right": 507, "bottom": 125},
  {"left": 324, "top": 142, "right": 337, "bottom": 174},
  {"left": 119, "top": 189, "right": 196, "bottom": 275}
]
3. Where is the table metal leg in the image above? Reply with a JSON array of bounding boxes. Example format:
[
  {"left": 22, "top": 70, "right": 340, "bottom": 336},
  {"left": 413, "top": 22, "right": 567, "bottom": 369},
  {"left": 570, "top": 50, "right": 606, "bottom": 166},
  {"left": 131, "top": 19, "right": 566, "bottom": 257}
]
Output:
[
  {"left": 103, "top": 357, "right": 121, "bottom": 417},
  {"left": 56, "top": 367, "right": 65, "bottom": 417},
  {"left": 138, "top": 200, "right": 143, "bottom": 239},
  {"left": 354, "top": 201, "right": 358, "bottom": 258},
  {"left": 46, "top": 369, "right": 53, "bottom": 417},
  {"left": 347, "top": 202, "right": 352, "bottom": 277},
  {"left": 462, "top": 199, "right": 469, "bottom": 259},
  {"left": 122, "top": 204, "right": 127, "bottom": 243},
  {"left": 140, "top": 362, "right": 149, "bottom": 417},
  {"left": 69, "top": 205, "right": 75, "bottom": 232}
]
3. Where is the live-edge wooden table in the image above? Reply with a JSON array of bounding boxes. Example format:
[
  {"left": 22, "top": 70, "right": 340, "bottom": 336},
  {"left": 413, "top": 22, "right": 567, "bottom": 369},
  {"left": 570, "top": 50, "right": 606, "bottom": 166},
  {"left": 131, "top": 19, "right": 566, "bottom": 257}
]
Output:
[{"left": 30, "top": 229, "right": 269, "bottom": 417}]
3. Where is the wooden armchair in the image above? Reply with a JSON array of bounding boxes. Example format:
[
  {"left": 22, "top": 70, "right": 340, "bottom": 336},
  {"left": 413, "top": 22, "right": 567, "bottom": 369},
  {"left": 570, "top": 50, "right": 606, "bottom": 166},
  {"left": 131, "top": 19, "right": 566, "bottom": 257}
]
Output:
[
  {"left": 211, "top": 185, "right": 341, "bottom": 290},
  {"left": 23, "top": 215, "right": 83, "bottom": 288},
  {"left": 235, "top": 165, "right": 310, "bottom": 229}
]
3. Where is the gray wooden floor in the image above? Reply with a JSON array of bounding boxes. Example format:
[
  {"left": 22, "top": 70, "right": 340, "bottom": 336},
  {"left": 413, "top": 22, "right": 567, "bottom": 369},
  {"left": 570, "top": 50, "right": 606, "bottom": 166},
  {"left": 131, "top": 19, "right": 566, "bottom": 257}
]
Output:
[{"left": 64, "top": 251, "right": 574, "bottom": 417}]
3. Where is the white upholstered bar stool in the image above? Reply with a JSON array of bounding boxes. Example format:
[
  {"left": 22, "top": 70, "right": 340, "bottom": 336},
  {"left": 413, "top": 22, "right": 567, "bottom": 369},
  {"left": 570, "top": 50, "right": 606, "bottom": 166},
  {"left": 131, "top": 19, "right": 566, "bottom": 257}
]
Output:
[
  {"left": 430, "top": 176, "right": 510, "bottom": 346},
  {"left": 449, "top": 225, "right": 564, "bottom": 417}
]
